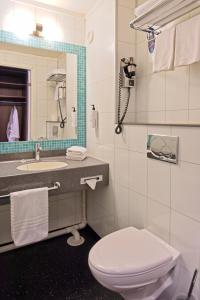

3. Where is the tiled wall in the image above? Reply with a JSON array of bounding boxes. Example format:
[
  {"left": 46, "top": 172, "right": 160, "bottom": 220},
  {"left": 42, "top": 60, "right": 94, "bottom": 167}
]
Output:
[
  {"left": 86, "top": 0, "right": 200, "bottom": 297},
  {"left": 86, "top": 0, "right": 116, "bottom": 236}
]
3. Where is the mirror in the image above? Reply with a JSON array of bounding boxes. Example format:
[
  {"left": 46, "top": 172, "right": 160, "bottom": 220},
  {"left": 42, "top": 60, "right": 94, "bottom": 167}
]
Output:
[{"left": 0, "top": 43, "right": 77, "bottom": 142}]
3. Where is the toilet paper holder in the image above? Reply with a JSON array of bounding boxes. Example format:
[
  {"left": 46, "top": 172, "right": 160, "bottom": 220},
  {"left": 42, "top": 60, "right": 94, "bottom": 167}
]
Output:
[{"left": 80, "top": 175, "right": 103, "bottom": 185}]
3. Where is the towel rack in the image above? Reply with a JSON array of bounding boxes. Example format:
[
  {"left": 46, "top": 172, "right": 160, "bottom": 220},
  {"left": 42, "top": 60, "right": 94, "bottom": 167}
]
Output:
[
  {"left": 0, "top": 182, "right": 61, "bottom": 199},
  {"left": 130, "top": 0, "right": 200, "bottom": 35}
]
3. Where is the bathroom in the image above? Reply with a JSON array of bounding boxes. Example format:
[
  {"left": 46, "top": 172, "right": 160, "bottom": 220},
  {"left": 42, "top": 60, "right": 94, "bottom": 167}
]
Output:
[{"left": 0, "top": 0, "right": 200, "bottom": 299}]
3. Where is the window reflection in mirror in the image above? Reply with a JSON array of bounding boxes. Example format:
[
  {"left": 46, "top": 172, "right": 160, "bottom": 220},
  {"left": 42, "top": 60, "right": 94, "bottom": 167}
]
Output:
[{"left": 0, "top": 43, "right": 77, "bottom": 142}]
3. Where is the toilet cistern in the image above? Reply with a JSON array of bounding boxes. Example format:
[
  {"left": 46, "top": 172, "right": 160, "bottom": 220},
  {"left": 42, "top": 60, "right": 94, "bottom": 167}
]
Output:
[{"left": 35, "top": 143, "right": 42, "bottom": 161}]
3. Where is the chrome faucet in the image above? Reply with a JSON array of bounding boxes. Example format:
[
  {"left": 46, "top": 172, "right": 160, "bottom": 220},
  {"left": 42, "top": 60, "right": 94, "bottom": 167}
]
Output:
[{"left": 35, "top": 143, "right": 42, "bottom": 161}]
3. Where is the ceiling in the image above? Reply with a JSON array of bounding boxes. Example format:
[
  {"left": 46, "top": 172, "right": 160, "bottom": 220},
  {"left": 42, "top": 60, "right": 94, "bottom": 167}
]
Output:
[{"left": 31, "top": 0, "right": 99, "bottom": 14}]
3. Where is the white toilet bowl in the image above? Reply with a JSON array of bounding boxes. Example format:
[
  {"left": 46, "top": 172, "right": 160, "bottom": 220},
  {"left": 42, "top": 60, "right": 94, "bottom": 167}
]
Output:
[{"left": 88, "top": 227, "right": 180, "bottom": 300}]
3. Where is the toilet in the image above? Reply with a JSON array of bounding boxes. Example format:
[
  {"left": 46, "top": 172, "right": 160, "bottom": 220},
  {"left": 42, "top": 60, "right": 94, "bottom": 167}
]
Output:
[{"left": 88, "top": 227, "right": 180, "bottom": 300}]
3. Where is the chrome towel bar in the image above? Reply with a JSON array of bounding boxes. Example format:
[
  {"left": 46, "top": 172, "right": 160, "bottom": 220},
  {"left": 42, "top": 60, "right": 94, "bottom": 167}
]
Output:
[{"left": 0, "top": 182, "right": 61, "bottom": 199}]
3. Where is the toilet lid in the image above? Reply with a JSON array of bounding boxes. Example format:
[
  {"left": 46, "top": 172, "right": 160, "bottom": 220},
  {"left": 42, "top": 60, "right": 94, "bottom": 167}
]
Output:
[{"left": 89, "top": 227, "right": 172, "bottom": 275}]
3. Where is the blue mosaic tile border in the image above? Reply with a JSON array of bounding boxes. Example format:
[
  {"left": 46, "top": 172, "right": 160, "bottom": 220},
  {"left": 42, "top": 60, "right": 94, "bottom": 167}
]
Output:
[{"left": 0, "top": 30, "right": 86, "bottom": 153}]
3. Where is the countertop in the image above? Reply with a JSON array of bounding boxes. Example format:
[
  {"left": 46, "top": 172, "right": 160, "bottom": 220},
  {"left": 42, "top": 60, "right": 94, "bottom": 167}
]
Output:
[
  {"left": 0, "top": 156, "right": 109, "bottom": 196},
  {"left": 0, "top": 156, "right": 107, "bottom": 178}
]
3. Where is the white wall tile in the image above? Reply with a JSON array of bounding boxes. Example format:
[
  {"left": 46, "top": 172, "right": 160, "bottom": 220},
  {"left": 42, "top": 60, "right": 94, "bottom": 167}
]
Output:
[
  {"left": 147, "top": 125, "right": 171, "bottom": 136},
  {"left": 118, "top": 0, "right": 135, "bottom": 9},
  {"left": 118, "top": 5, "right": 135, "bottom": 44},
  {"left": 115, "top": 185, "right": 129, "bottom": 229},
  {"left": 189, "top": 109, "right": 200, "bottom": 124},
  {"left": 146, "top": 72, "right": 165, "bottom": 112},
  {"left": 115, "top": 125, "right": 129, "bottom": 149},
  {"left": 98, "top": 113, "right": 115, "bottom": 146},
  {"left": 118, "top": 41, "right": 136, "bottom": 66},
  {"left": 166, "top": 67, "right": 189, "bottom": 111},
  {"left": 172, "top": 126, "right": 200, "bottom": 164},
  {"left": 171, "top": 162, "right": 200, "bottom": 222},
  {"left": 129, "top": 151, "right": 147, "bottom": 195},
  {"left": 189, "top": 62, "right": 200, "bottom": 109},
  {"left": 115, "top": 148, "right": 129, "bottom": 188},
  {"left": 165, "top": 110, "right": 189, "bottom": 124},
  {"left": 128, "top": 125, "right": 147, "bottom": 153},
  {"left": 148, "top": 159, "right": 171, "bottom": 207},
  {"left": 147, "top": 198, "right": 170, "bottom": 243},
  {"left": 171, "top": 211, "right": 200, "bottom": 276},
  {"left": 129, "top": 190, "right": 147, "bottom": 229}
]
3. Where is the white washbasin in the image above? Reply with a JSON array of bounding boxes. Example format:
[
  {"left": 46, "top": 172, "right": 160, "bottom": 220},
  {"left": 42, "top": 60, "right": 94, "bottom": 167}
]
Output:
[{"left": 17, "top": 161, "right": 68, "bottom": 171}]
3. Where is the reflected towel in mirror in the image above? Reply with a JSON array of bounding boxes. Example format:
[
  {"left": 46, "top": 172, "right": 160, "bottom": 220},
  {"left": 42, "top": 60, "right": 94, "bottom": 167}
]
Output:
[{"left": 6, "top": 106, "right": 20, "bottom": 142}]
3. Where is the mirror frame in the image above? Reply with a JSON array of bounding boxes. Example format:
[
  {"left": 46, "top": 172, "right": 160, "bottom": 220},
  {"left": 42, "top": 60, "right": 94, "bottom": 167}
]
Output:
[{"left": 0, "top": 30, "right": 86, "bottom": 154}]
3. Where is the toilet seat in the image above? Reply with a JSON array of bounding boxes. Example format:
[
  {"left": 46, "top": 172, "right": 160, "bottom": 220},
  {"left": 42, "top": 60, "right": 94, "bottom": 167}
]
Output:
[{"left": 89, "top": 227, "right": 173, "bottom": 277}]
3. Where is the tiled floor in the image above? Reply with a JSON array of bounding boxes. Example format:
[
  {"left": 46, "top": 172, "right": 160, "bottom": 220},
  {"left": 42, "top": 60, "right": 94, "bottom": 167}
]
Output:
[{"left": 0, "top": 226, "right": 122, "bottom": 300}]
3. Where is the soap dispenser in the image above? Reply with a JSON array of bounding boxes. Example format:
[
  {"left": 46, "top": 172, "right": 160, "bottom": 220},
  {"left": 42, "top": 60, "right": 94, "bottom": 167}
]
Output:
[
  {"left": 71, "top": 107, "right": 77, "bottom": 128},
  {"left": 90, "top": 105, "right": 98, "bottom": 129}
]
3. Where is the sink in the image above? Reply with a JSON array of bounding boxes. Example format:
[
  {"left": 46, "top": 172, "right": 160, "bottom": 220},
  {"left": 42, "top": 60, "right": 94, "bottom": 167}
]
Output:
[{"left": 17, "top": 161, "right": 68, "bottom": 171}]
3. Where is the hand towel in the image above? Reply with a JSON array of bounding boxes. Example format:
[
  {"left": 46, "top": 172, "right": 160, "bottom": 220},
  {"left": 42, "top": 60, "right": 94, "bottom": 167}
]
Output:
[
  {"left": 54, "top": 82, "right": 65, "bottom": 101},
  {"left": 10, "top": 187, "right": 48, "bottom": 247},
  {"left": 7, "top": 106, "right": 20, "bottom": 142},
  {"left": 67, "top": 146, "right": 87, "bottom": 155},
  {"left": 153, "top": 26, "right": 176, "bottom": 72},
  {"left": 66, "top": 153, "right": 87, "bottom": 161},
  {"left": 175, "top": 14, "right": 200, "bottom": 67}
]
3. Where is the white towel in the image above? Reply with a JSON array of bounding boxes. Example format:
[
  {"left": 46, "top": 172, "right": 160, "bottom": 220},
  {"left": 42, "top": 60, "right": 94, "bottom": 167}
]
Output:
[
  {"left": 153, "top": 26, "right": 176, "bottom": 73},
  {"left": 134, "top": 0, "right": 191, "bottom": 28},
  {"left": 175, "top": 14, "right": 200, "bottom": 67},
  {"left": 10, "top": 187, "right": 48, "bottom": 247},
  {"left": 135, "top": 0, "right": 166, "bottom": 17},
  {"left": 54, "top": 82, "right": 65, "bottom": 101},
  {"left": 7, "top": 106, "right": 20, "bottom": 142},
  {"left": 66, "top": 153, "right": 87, "bottom": 161},
  {"left": 67, "top": 146, "right": 87, "bottom": 155}
]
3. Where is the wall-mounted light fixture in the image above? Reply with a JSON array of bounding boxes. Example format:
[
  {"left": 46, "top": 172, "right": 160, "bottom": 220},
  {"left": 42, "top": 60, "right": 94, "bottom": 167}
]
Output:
[{"left": 32, "top": 23, "right": 43, "bottom": 38}]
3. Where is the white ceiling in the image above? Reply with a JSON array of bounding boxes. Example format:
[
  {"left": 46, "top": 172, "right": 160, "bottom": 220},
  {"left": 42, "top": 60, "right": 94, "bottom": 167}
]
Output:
[{"left": 32, "top": 0, "right": 99, "bottom": 14}]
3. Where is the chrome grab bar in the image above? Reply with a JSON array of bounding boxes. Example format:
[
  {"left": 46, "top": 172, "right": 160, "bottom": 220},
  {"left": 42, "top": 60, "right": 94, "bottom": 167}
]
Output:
[{"left": 0, "top": 182, "right": 61, "bottom": 199}]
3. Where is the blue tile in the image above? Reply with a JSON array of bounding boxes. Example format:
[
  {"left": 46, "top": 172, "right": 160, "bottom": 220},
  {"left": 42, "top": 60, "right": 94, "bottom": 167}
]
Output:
[{"left": 0, "top": 30, "right": 86, "bottom": 154}]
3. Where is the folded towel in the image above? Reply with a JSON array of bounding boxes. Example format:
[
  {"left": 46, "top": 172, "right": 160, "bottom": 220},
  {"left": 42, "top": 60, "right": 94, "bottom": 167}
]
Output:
[
  {"left": 135, "top": 0, "right": 189, "bottom": 28},
  {"left": 10, "top": 187, "right": 48, "bottom": 247},
  {"left": 175, "top": 14, "right": 200, "bottom": 67},
  {"left": 66, "top": 153, "right": 87, "bottom": 161},
  {"left": 135, "top": 0, "right": 165, "bottom": 17},
  {"left": 7, "top": 106, "right": 20, "bottom": 142},
  {"left": 67, "top": 146, "right": 87, "bottom": 155},
  {"left": 153, "top": 26, "right": 176, "bottom": 73}
]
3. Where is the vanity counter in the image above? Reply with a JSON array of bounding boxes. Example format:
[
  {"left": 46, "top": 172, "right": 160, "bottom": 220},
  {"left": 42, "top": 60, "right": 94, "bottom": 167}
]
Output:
[{"left": 0, "top": 156, "right": 109, "bottom": 196}]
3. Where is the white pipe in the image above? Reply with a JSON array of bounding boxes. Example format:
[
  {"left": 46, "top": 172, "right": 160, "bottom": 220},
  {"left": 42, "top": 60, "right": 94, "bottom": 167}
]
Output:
[{"left": 0, "top": 190, "right": 87, "bottom": 253}]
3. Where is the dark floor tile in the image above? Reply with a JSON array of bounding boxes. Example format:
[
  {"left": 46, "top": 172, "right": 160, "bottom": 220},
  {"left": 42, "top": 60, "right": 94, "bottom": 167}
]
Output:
[{"left": 0, "top": 226, "right": 123, "bottom": 300}]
